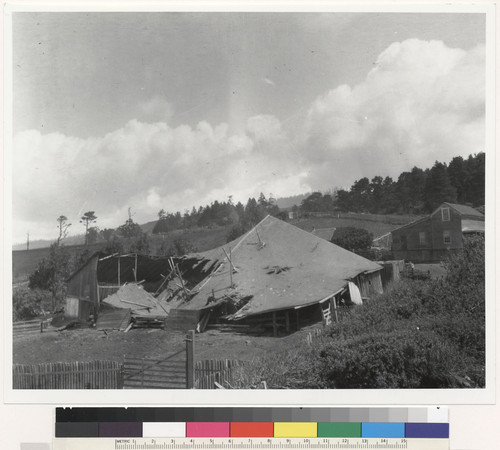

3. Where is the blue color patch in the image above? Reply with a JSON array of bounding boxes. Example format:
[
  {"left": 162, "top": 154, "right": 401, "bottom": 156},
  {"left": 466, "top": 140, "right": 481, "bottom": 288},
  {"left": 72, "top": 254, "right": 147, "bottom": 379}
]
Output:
[
  {"left": 361, "top": 422, "right": 405, "bottom": 438},
  {"left": 405, "top": 423, "right": 449, "bottom": 438}
]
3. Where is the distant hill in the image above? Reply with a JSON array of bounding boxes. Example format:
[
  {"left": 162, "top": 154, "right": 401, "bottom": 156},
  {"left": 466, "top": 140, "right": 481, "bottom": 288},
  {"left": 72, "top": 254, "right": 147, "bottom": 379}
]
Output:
[
  {"left": 275, "top": 193, "right": 309, "bottom": 209},
  {"left": 140, "top": 220, "right": 158, "bottom": 234},
  {"left": 12, "top": 234, "right": 86, "bottom": 251}
]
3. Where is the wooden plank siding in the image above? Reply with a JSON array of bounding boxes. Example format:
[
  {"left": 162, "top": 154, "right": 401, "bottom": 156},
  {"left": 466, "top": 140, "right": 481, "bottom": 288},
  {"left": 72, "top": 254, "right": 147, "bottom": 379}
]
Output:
[
  {"left": 96, "top": 308, "right": 131, "bottom": 331},
  {"left": 354, "top": 271, "right": 383, "bottom": 298},
  {"left": 164, "top": 309, "right": 200, "bottom": 332},
  {"left": 66, "top": 254, "right": 100, "bottom": 321},
  {"left": 13, "top": 361, "right": 123, "bottom": 389}
]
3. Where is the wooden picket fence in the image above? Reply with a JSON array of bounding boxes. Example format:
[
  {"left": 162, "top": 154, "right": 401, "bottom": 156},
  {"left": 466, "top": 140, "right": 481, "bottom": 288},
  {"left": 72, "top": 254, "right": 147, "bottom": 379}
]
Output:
[
  {"left": 13, "top": 319, "right": 52, "bottom": 337},
  {"left": 13, "top": 360, "right": 123, "bottom": 389},
  {"left": 195, "top": 359, "right": 245, "bottom": 389},
  {"left": 123, "top": 352, "right": 187, "bottom": 390},
  {"left": 12, "top": 331, "right": 251, "bottom": 390}
]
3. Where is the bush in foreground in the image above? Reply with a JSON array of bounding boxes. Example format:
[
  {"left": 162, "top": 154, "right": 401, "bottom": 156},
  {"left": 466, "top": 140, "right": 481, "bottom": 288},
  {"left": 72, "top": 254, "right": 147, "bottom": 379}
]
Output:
[{"left": 13, "top": 287, "right": 53, "bottom": 322}]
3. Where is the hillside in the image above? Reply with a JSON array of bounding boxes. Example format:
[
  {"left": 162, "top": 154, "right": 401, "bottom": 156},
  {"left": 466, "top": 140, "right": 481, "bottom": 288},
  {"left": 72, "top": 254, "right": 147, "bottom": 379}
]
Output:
[
  {"left": 292, "top": 212, "right": 419, "bottom": 238},
  {"left": 12, "top": 221, "right": 157, "bottom": 251}
]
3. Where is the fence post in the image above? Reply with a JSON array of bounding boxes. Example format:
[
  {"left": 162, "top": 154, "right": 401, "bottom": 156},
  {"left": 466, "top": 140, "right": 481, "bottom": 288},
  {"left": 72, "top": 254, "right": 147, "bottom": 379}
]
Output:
[{"left": 186, "top": 330, "right": 195, "bottom": 389}]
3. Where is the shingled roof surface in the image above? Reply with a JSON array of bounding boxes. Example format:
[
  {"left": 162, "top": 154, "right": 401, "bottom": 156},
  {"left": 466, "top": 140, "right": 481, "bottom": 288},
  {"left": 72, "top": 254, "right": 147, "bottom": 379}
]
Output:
[
  {"left": 443, "top": 203, "right": 484, "bottom": 218},
  {"left": 181, "top": 216, "right": 381, "bottom": 319}
]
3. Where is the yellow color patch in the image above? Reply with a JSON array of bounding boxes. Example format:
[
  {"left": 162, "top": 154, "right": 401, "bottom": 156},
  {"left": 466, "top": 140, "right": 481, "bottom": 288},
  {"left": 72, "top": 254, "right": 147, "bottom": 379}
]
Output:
[{"left": 274, "top": 422, "right": 317, "bottom": 437}]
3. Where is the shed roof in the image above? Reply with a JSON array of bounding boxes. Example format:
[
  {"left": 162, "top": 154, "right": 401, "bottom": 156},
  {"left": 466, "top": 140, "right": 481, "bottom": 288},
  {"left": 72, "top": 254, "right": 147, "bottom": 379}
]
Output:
[
  {"left": 181, "top": 216, "right": 381, "bottom": 319},
  {"left": 461, "top": 219, "right": 485, "bottom": 233}
]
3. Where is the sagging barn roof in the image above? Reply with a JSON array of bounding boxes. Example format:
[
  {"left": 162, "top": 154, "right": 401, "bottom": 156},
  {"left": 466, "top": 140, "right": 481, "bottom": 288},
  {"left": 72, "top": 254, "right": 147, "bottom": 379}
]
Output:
[{"left": 180, "top": 215, "right": 382, "bottom": 319}]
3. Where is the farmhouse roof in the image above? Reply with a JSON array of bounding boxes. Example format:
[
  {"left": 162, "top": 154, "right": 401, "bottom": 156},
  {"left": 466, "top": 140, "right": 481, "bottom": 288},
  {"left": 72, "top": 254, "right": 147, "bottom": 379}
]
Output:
[
  {"left": 181, "top": 215, "right": 381, "bottom": 319},
  {"left": 389, "top": 216, "right": 429, "bottom": 234},
  {"left": 391, "top": 202, "right": 485, "bottom": 235},
  {"left": 439, "top": 202, "right": 485, "bottom": 218}
]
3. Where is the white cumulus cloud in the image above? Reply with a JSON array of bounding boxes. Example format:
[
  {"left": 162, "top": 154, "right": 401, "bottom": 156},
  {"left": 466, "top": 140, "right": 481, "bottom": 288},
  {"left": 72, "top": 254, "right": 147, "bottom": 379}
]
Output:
[
  {"left": 301, "top": 39, "right": 485, "bottom": 189},
  {"left": 12, "top": 116, "right": 307, "bottom": 240}
]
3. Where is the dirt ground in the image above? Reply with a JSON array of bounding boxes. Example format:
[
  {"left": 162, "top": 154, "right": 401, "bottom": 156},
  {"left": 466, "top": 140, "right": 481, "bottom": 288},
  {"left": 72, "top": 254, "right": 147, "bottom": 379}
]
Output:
[{"left": 13, "top": 324, "right": 323, "bottom": 366}]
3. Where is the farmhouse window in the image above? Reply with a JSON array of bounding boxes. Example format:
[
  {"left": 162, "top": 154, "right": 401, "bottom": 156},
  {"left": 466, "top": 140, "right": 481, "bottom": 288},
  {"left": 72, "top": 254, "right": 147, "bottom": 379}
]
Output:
[
  {"left": 443, "top": 230, "right": 451, "bottom": 244},
  {"left": 419, "top": 231, "right": 427, "bottom": 246},
  {"left": 441, "top": 207, "right": 450, "bottom": 222}
]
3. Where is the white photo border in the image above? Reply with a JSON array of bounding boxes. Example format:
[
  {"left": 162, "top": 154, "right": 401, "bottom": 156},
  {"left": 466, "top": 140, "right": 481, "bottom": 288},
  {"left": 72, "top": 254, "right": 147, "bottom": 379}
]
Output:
[{"left": 3, "top": 0, "right": 496, "bottom": 405}]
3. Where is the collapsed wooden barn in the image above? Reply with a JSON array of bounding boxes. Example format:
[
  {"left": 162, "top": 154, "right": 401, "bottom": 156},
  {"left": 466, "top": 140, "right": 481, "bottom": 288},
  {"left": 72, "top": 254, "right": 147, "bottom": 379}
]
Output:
[
  {"left": 65, "top": 216, "right": 385, "bottom": 335},
  {"left": 65, "top": 252, "right": 216, "bottom": 329},
  {"left": 174, "top": 216, "right": 384, "bottom": 335}
]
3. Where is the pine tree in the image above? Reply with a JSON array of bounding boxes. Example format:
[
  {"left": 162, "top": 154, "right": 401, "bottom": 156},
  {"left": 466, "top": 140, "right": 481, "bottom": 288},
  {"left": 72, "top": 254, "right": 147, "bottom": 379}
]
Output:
[{"left": 424, "top": 162, "right": 457, "bottom": 211}]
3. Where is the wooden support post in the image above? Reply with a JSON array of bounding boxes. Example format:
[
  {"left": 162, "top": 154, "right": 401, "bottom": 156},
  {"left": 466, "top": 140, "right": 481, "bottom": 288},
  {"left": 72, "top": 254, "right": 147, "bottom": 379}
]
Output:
[
  {"left": 186, "top": 330, "right": 195, "bottom": 389},
  {"left": 272, "top": 312, "right": 277, "bottom": 337},
  {"left": 222, "top": 247, "right": 234, "bottom": 288},
  {"left": 134, "top": 253, "right": 138, "bottom": 283},
  {"left": 256, "top": 229, "right": 262, "bottom": 245},
  {"left": 117, "top": 256, "right": 121, "bottom": 286},
  {"left": 40, "top": 321, "right": 44, "bottom": 333},
  {"left": 170, "top": 258, "right": 189, "bottom": 300},
  {"left": 332, "top": 297, "right": 339, "bottom": 323},
  {"left": 296, "top": 310, "right": 300, "bottom": 331},
  {"left": 229, "top": 247, "right": 233, "bottom": 287},
  {"left": 285, "top": 311, "right": 290, "bottom": 333}
]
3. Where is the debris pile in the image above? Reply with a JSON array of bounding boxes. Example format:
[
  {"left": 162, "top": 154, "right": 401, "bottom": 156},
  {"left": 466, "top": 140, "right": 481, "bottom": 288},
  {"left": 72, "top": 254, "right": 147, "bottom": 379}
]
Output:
[{"left": 102, "top": 283, "right": 168, "bottom": 316}]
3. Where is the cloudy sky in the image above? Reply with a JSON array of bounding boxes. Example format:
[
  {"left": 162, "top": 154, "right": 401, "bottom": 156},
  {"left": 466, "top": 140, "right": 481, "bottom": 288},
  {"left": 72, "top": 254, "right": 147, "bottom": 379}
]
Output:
[{"left": 11, "top": 12, "right": 485, "bottom": 243}]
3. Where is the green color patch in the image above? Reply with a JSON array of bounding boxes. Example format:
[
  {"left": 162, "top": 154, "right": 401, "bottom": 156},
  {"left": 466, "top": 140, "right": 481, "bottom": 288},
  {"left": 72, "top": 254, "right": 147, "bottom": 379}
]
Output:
[{"left": 317, "top": 422, "right": 361, "bottom": 437}]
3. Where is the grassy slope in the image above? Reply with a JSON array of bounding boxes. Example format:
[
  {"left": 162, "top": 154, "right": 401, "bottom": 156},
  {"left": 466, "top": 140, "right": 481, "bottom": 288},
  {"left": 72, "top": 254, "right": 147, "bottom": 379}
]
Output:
[{"left": 292, "top": 212, "right": 419, "bottom": 238}]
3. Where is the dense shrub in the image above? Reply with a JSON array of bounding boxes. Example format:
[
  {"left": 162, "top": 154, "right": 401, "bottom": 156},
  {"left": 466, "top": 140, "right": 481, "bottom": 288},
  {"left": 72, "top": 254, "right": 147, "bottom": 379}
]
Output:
[
  {"left": 331, "top": 227, "right": 373, "bottom": 251},
  {"left": 157, "top": 238, "right": 197, "bottom": 257},
  {"left": 313, "top": 329, "right": 475, "bottom": 389},
  {"left": 226, "top": 223, "right": 248, "bottom": 243},
  {"left": 13, "top": 287, "right": 52, "bottom": 321},
  {"left": 29, "top": 244, "right": 72, "bottom": 309}
]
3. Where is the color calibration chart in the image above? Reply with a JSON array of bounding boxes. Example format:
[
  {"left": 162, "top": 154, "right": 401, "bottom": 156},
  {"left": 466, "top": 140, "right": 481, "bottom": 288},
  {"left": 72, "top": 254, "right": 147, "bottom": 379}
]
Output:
[{"left": 53, "top": 407, "right": 449, "bottom": 450}]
